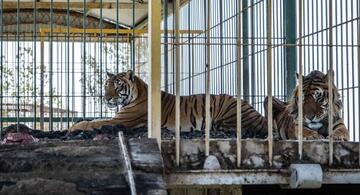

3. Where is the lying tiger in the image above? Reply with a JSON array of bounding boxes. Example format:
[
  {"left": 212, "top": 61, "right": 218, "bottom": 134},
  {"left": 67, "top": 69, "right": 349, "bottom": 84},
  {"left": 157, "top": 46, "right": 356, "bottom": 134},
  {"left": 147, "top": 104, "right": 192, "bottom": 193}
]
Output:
[
  {"left": 264, "top": 70, "right": 349, "bottom": 141},
  {"left": 69, "top": 70, "right": 268, "bottom": 138}
]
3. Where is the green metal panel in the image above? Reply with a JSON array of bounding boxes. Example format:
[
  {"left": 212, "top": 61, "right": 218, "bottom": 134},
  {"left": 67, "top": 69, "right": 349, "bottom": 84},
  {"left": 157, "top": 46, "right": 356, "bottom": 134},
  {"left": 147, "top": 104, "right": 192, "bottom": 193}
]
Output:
[{"left": 284, "top": 0, "right": 297, "bottom": 100}]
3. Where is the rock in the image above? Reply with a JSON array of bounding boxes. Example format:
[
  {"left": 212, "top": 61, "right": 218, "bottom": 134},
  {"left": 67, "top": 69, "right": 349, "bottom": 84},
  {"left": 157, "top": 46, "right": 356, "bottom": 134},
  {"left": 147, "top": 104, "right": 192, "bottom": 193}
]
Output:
[{"left": 203, "top": 155, "right": 221, "bottom": 170}]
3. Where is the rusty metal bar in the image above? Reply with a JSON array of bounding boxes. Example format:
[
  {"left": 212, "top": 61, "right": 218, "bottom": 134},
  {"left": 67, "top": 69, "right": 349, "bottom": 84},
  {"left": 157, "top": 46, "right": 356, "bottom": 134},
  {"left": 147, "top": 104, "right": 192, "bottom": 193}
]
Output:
[
  {"left": 236, "top": 0, "right": 242, "bottom": 168},
  {"left": 266, "top": 0, "right": 273, "bottom": 166},
  {"left": 328, "top": 0, "right": 334, "bottom": 166},
  {"left": 175, "top": 0, "right": 181, "bottom": 166},
  {"left": 205, "top": 0, "right": 211, "bottom": 157},
  {"left": 298, "top": 0, "right": 303, "bottom": 161}
]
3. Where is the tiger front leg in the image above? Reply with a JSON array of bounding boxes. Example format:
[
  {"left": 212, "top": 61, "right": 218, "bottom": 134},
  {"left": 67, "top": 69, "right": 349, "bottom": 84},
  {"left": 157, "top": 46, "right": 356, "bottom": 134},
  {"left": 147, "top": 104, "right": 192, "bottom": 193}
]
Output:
[
  {"left": 295, "top": 125, "right": 325, "bottom": 140},
  {"left": 331, "top": 125, "right": 349, "bottom": 141},
  {"left": 68, "top": 119, "right": 123, "bottom": 132}
]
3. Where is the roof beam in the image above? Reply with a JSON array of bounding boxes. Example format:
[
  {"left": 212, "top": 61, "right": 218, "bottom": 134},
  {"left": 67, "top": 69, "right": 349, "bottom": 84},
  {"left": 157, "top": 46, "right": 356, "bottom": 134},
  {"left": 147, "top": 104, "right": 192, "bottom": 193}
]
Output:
[{"left": 1, "top": 2, "right": 147, "bottom": 10}]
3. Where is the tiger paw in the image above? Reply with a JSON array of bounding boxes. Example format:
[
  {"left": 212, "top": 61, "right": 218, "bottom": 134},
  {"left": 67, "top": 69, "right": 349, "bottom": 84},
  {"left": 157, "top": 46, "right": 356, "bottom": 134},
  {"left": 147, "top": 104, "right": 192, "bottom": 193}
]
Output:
[
  {"left": 69, "top": 121, "right": 94, "bottom": 132},
  {"left": 303, "top": 132, "right": 325, "bottom": 140},
  {"left": 328, "top": 134, "right": 349, "bottom": 141}
]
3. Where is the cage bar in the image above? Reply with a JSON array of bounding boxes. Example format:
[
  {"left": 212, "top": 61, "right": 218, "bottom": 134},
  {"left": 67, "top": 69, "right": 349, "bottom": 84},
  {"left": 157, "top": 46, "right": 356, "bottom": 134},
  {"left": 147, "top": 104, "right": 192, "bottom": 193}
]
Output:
[
  {"left": 266, "top": 0, "right": 273, "bottom": 166},
  {"left": 328, "top": 0, "right": 334, "bottom": 166},
  {"left": 357, "top": 0, "right": 360, "bottom": 166},
  {"left": 0, "top": 0, "right": 3, "bottom": 136},
  {"left": 297, "top": 0, "right": 303, "bottom": 161},
  {"left": 236, "top": 0, "right": 242, "bottom": 168},
  {"left": 175, "top": 0, "right": 181, "bottom": 166},
  {"left": 205, "top": 0, "right": 211, "bottom": 157}
]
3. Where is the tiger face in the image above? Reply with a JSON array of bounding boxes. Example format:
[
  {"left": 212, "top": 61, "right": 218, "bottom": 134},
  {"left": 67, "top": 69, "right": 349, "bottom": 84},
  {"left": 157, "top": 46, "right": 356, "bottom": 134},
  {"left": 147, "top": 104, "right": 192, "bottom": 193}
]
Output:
[
  {"left": 292, "top": 70, "right": 342, "bottom": 130},
  {"left": 103, "top": 70, "right": 136, "bottom": 109}
]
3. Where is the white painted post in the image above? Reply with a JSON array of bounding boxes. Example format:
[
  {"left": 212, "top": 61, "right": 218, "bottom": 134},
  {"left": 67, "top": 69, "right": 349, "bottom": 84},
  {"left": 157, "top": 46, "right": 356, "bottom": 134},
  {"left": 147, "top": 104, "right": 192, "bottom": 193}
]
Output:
[{"left": 148, "top": 0, "right": 162, "bottom": 147}]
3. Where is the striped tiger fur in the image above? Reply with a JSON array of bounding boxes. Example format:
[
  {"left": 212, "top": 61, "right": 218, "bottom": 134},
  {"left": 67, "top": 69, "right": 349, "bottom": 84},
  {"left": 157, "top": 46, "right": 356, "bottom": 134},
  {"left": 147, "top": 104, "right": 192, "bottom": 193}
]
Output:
[
  {"left": 264, "top": 70, "right": 349, "bottom": 141},
  {"left": 69, "top": 70, "right": 268, "bottom": 138}
]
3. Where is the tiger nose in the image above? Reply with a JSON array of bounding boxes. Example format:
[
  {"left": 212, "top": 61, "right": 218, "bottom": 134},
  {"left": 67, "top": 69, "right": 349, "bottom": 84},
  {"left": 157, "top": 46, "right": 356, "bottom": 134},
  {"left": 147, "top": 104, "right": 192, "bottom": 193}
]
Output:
[{"left": 103, "top": 96, "right": 111, "bottom": 102}]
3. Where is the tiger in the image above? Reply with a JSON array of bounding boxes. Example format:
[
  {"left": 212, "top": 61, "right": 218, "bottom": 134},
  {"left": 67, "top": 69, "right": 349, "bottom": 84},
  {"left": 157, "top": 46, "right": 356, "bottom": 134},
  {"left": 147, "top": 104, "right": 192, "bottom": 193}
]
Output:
[
  {"left": 69, "top": 70, "right": 268, "bottom": 138},
  {"left": 264, "top": 70, "right": 349, "bottom": 141}
]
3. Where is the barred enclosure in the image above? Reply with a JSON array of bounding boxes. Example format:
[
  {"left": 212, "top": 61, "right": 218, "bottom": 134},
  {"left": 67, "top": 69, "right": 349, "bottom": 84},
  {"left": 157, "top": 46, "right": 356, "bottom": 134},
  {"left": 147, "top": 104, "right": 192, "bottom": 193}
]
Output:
[{"left": 0, "top": 0, "right": 359, "bottom": 171}]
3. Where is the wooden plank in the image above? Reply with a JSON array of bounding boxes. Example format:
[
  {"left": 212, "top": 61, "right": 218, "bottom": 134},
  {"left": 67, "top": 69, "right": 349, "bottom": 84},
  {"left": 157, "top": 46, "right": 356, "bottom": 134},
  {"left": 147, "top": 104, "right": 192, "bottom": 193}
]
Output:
[
  {"left": 0, "top": 140, "right": 129, "bottom": 193},
  {"left": 118, "top": 132, "right": 137, "bottom": 195},
  {"left": 187, "top": 188, "right": 205, "bottom": 195},
  {"left": 127, "top": 138, "right": 163, "bottom": 173}
]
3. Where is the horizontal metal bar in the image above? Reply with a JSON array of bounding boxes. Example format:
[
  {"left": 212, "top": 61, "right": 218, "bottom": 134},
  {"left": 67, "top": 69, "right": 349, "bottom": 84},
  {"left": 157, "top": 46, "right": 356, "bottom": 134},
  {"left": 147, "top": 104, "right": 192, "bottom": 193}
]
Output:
[
  {"left": 297, "top": 16, "right": 360, "bottom": 41},
  {"left": 40, "top": 28, "right": 203, "bottom": 35},
  {"left": 1, "top": 2, "right": 147, "bottom": 10},
  {"left": 1, "top": 117, "right": 108, "bottom": 123}
]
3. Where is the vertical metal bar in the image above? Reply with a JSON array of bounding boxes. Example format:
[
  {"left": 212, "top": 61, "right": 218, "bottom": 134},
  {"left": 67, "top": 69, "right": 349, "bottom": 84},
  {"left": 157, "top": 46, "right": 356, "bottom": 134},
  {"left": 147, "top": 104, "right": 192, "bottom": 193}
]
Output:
[
  {"left": 188, "top": 1, "right": 191, "bottom": 95},
  {"left": 351, "top": 0, "right": 355, "bottom": 141},
  {"left": 205, "top": 0, "right": 211, "bottom": 157},
  {"left": 148, "top": 0, "right": 162, "bottom": 146},
  {"left": 328, "top": 0, "right": 334, "bottom": 166},
  {"left": 284, "top": 0, "right": 297, "bottom": 100},
  {"left": 33, "top": 0, "right": 37, "bottom": 129},
  {"left": 0, "top": 0, "right": 3, "bottom": 135},
  {"left": 16, "top": 0, "right": 20, "bottom": 131},
  {"left": 132, "top": 0, "right": 136, "bottom": 71},
  {"left": 266, "top": 0, "right": 273, "bottom": 166},
  {"left": 116, "top": 0, "right": 119, "bottom": 74},
  {"left": 49, "top": 0, "right": 54, "bottom": 131},
  {"left": 242, "top": 0, "right": 250, "bottom": 101},
  {"left": 175, "top": 0, "right": 181, "bottom": 166},
  {"left": 100, "top": 0, "right": 103, "bottom": 117},
  {"left": 236, "top": 0, "right": 242, "bottom": 168},
  {"left": 40, "top": 31, "right": 45, "bottom": 130},
  {"left": 66, "top": 0, "right": 70, "bottom": 129},
  {"left": 82, "top": 0, "right": 87, "bottom": 119},
  {"left": 357, "top": 0, "right": 360, "bottom": 165},
  {"left": 72, "top": 39, "right": 75, "bottom": 122},
  {"left": 250, "top": 0, "right": 255, "bottom": 104},
  {"left": 298, "top": 0, "right": 304, "bottom": 161},
  {"left": 164, "top": 0, "right": 169, "bottom": 92},
  {"left": 219, "top": 0, "right": 224, "bottom": 94}
]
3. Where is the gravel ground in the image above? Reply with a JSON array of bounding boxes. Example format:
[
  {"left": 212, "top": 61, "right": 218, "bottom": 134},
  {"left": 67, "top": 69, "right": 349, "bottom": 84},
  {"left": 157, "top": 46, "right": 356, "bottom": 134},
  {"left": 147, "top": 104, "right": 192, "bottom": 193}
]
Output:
[{"left": 1, "top": 122, "right": 267, "bottom": 141}]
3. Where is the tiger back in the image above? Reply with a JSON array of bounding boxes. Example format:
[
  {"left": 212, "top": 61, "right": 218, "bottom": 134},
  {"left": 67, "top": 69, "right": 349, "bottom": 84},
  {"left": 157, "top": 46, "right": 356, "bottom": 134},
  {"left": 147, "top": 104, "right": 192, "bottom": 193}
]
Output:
[{"left": 70, "top": 70, "right": 268, "bottom": 138}]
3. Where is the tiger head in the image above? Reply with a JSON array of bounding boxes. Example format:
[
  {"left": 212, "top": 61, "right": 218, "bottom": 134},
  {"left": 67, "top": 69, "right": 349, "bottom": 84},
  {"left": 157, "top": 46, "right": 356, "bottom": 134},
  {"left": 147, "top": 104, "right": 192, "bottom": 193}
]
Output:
[
  {"left": 290, "top": 70, "right": 342, "bottom": 130},
  {"left": 103, "top": 70, "right": 140, "bottom": 109}
]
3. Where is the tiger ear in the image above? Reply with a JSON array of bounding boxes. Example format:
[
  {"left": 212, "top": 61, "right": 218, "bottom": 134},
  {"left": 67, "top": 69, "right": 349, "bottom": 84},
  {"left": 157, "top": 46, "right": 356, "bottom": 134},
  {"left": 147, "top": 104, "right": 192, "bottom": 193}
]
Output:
[
  {"left": 107, "top": 72, "right": 115, "bottom": 78},
  {"left": 324, "top": 69, "right": 334, "bottom": 81},
  {"left": 295, "top": 73, "right": 304, "bottom": 80},
  {"left": 126, "top": 70, "right": 134, "bottom": 81}
]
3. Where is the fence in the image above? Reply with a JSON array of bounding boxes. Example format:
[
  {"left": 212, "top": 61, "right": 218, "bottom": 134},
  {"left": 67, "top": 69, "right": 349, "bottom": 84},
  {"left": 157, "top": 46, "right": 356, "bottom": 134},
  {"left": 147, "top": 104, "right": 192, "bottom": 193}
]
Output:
[{"left": 0, "top": 0, "right": 359, "bottom": 168}]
